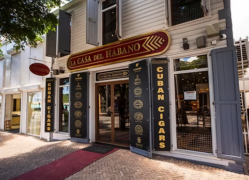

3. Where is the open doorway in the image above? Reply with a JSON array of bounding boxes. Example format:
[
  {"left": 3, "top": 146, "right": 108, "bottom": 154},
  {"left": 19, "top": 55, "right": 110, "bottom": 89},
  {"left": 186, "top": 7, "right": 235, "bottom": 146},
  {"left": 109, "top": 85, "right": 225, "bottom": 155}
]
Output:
[
  {"left": 4, "top": 94, "right": 21, "bottom": 133},
  {"left": 96, "top": 80, "right": 130, "bottom": 147}
]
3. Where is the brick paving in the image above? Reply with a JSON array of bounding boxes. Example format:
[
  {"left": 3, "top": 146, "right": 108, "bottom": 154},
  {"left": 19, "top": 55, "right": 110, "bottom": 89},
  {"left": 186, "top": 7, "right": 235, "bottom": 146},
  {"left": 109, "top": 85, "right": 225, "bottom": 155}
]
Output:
[
  {"left": 0, "top": 131, "right": 89, "bottom": 180},
  {"left": 0, "top": 131, "right": 249, "bottom": 180}
]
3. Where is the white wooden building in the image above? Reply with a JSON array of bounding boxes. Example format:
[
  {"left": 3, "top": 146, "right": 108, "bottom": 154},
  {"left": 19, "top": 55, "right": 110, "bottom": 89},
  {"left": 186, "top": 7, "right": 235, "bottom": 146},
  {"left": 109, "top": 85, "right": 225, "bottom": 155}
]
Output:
[{"left": 0, "top": 0, "right": 245, "bottom": 173}]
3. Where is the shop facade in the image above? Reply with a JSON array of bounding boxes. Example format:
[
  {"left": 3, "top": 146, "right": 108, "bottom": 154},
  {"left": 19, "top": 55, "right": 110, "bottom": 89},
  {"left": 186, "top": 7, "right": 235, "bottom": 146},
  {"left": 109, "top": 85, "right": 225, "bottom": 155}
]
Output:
[
  {"left": 0, "top": 37, "right": 51, "bottom": 140},
  {"left": 0, "top": 0, "right": 243, "bottom": 173}
]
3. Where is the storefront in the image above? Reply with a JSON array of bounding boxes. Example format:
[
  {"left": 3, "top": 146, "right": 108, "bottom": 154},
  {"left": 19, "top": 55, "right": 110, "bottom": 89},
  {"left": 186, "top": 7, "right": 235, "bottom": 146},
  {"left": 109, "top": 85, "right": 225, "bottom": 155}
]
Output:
[
  {"left": 0, "top": 86, "right": 44, "bottom": 137},
  {"left": 46, "top": 26, "right": 244, "bottom": 172}
]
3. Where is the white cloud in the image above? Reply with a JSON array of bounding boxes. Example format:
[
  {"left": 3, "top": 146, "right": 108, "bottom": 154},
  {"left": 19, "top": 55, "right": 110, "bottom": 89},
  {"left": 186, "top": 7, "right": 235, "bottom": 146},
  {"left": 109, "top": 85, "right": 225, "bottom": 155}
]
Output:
[{"left": 180, "top": 57, "right": 198, "bottom": 62}]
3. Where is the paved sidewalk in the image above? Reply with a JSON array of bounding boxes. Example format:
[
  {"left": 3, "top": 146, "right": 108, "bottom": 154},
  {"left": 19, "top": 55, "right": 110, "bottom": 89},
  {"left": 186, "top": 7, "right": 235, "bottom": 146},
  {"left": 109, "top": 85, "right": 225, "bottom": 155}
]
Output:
[
  {"left": 0, "top": 131, "right": 88, "bottom": 180},
  {"left": 0, "top": 131, "right": 249, "bottom": 180}
]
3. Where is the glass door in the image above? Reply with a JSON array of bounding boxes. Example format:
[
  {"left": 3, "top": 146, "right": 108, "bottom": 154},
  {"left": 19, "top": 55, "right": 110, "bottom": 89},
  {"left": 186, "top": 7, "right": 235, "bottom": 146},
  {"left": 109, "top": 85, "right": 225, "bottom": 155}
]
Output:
[
  {"left": 27, "top": 92, "right": 42, "bottom": 136},
  {"left": 114, "top": 83, "right": 129, "bottom": 146},
  {"left": 96, "top": 81, "right": 129, "bottom": 146}
]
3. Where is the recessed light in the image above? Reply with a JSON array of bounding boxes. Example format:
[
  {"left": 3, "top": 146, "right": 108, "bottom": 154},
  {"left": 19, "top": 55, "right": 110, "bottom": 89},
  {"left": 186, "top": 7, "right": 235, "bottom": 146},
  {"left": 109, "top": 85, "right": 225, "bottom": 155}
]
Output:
[
  {"left": 182, "top": 79, "right": 184, "bottom": 80},
  {"left": 199, "top": 73, "right": 202, "bottom": 74}
]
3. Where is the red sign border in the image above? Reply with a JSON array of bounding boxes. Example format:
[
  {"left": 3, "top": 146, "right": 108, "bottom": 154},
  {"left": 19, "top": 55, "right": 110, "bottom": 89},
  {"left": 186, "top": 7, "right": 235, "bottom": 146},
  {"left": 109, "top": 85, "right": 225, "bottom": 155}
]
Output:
[{"left": 67, "top": 30, "right": 171, "bottom": 72}]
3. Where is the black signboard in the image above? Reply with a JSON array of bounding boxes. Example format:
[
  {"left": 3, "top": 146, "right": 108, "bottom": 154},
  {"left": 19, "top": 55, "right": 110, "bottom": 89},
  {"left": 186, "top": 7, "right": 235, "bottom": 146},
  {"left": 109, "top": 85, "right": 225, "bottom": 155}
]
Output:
[
  {"left": 129, "top": 60, "right": 151, "bottom": 155},
  {"left": 96, "top": 69, "right": 129, "bottom": 81},
  {"left": 151, "top": 59, "right": 170, "bottom": 151},
  {"left": 45, "top": 78, "right": 55, "bottom": 132},
  {"left": 70, "top": 72, "right": 89, "bottom": 142}
]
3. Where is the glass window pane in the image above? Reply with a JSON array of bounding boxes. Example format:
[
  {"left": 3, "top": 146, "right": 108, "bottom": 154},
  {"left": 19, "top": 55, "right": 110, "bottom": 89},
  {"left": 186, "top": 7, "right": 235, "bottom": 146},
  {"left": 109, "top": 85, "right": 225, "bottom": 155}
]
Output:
[
  {"left": 114, "top": 83, "right": 130, "bottom": 145},
  {"left": 60, "top": 78, "right": 69, "bottom": 85},
  {"left": 98, "top": 85, "right": 112, "bottom": 142},
  {"left": 102, "top": 0, "right": 116, "bottom": 10},
  {"left": 103, "top": 8, "right": 118, "bottom": 45},
  {"left": 174, "top": 55, "right": 208, "bottom": 71},
  {"left": 27, "top": 92, "right": 41, "bottom": 135},
  {"left": 171, "top": 0, "right": 203, "bottom": 25},
  {"left": 175, "top": 71, "right": 212, "bottom": 153},
  {"left": 59, "top": 86, "right": 69, "bottom": 132}
]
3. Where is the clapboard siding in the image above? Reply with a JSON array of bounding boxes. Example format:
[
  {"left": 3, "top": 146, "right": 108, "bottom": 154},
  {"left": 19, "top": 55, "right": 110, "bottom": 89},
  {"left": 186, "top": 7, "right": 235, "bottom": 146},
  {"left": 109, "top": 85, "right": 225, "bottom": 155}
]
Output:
[
  {"left": 54, "top": 0, "right": 225, "bottom": 73},
  {"left": 54, "top": 0, "right": 94, "bottom": 73},
  {"left": 71, "top": 1, "right": 94, "bottom": 54},
  {"left": 122, "top": 0, "right": 165, "bottom": 38}
]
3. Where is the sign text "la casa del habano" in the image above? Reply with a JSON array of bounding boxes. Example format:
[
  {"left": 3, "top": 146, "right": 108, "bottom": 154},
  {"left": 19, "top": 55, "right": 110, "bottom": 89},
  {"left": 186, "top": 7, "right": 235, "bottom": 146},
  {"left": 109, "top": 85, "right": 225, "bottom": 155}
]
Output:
[{"left": 67, "top": 30, "right": 171, "bottom": 71}]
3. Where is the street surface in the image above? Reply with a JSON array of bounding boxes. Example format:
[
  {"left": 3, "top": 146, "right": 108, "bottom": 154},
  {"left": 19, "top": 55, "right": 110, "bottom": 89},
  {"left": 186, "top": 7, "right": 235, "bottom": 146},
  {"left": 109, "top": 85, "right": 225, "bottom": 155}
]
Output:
[{"left": 0, "top": 131, "right": 248, "bottom": 180}]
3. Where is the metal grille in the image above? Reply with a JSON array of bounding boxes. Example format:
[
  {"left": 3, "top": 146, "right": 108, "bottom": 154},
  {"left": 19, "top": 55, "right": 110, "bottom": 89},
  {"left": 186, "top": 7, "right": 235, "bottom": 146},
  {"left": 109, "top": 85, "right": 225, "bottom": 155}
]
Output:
[
  {"left": 177, "top": 132, "right": 212, "bottom": 153},
  {"left": 172, "top": 0, "right": 203, "bottom": 25}
]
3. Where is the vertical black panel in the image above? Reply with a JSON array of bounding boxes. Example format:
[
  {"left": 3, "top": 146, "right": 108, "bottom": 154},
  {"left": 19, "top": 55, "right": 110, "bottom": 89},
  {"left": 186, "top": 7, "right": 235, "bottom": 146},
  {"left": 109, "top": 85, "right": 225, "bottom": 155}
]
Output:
[
  {"left": 45, "top": 78, "right": 55, "bottom": 132},
  {"left": 212, "top": 47, "right": 244, "bottom": 162},
  {"left": 70, "top": 72, "right": 89, "bottom": 142},
  {"left": 46, "top": 30, "right": 57, "bottom": 57},
  {"left": 151, "top": 59, "right": 170, "bottom": 151},
  {"left": 129, "top": 60, "right": 151, "bottom": 155},
  {"left": 58, "top": 10, "right": 71, "bottom": 55}
]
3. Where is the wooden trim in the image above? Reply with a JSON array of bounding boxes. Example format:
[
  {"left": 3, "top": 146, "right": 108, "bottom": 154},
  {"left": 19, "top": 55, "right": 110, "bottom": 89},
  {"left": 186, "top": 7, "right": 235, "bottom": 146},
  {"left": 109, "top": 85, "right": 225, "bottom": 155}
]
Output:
[
  {"left": 95, "top": 80, "right": 129, "bottom": 145},
  {"left": 111, "top": 83, "right": 114, "bottom": 143}
]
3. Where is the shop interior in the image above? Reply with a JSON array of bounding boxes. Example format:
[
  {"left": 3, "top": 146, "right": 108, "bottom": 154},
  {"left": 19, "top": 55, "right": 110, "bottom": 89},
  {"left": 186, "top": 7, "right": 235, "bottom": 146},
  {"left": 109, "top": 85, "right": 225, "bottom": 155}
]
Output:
[
  {"left": 96, "top": 81, "right": 130, "bottom": 147},
  {"left": 174, "top": 55, "right": 212, "bottom": 153},
  {"left": 4, "top": 94, "right": 21, "bottom": 132}
]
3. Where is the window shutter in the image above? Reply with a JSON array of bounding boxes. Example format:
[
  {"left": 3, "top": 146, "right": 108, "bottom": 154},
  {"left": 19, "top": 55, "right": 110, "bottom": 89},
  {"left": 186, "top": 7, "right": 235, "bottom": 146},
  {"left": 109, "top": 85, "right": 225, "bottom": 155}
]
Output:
[
  {"left": 116, "top": 0, "right": 122, "bottom": 39},
  {"left": 86, "top": 0, "right": 98, "bottom": 46},
  {"left": 201, "top": 0, "right": 208, "bottom": 15},
  {"left": 46, "top": 29, "right": 57, "bottom": 57},
  {"left": 212, "top": 47, "right": 245, "bottom": 162},
  {"left": 165, "top": 0, "right": 170, "bottom": 26},
  {"left": 58, "top": 10, "right": 71, "bottom": 55}
]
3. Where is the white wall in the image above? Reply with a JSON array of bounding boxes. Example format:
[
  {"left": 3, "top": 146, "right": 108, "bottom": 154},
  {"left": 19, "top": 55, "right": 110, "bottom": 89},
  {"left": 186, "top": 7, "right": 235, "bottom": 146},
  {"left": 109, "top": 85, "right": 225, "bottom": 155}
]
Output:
[{"left": 11, "top": 52, "right": 21, "bottom": 87}]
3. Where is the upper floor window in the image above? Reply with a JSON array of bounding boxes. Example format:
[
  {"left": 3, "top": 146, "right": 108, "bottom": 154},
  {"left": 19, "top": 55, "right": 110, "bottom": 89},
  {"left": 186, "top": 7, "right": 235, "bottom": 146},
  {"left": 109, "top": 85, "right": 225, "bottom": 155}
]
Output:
[
  {"left": 46, "top": 10, "right": 71, "bottom": 58},
  {"left": 102, "top": 0, "right": 118, "bottom": 45},
  {"left": 171, "top": 0, "right": 207, "bottom": 26}
]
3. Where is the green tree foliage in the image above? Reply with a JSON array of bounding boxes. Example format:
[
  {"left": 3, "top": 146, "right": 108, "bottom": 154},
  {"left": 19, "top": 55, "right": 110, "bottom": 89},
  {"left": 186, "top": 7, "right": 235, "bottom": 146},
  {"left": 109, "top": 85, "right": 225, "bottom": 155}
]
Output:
[{"left": 0, "top": 0, "right": 62, "bottom": 51}]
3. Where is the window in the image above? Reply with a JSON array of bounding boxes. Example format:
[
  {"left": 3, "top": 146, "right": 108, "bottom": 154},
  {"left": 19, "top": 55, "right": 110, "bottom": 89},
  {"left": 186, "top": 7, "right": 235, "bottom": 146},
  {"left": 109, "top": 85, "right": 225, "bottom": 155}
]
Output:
[
  {"left": 170, "top": 0, "right": 207, "bottom": 26},
  {"left": 46, "top": 10, "right": 71, "bottom": 58},
  {"left": 174, "top": 55, "right": 212, "bottom": 153},
  {"left": 27, "top": 92, "right": 42, "bottom": 136},
  {"left": 59, "top": 78, "right": 69, "bottom": 132},
  {"left": 102, "top": 0, "right": 118, "bottom": 45}
]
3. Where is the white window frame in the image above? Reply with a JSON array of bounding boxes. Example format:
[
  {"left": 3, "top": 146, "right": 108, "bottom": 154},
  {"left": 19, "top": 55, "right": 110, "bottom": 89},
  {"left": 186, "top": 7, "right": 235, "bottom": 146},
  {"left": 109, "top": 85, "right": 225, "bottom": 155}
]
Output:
[
  {"left": 99, "top": 0, "right": 122, "bottom": 46},
  {"left": 169, "top": 53, "right": 217, "bottom": 156},
  {"left": 165, "top": 0, "right": 211, "bottom": 28},
  {"left": 26, "top": 91, "right": 42, "bottom": 137},
  {"left": 57, "top": 77, "right": 70, "bottom": 133}
]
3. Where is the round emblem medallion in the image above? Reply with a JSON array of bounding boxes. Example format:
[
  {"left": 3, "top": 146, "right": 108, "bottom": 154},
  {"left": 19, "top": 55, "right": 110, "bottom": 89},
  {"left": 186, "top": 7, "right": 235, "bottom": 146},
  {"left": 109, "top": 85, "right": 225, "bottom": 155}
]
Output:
[
  {"left": 133, "top": 100, "right": 143, "bottom": 109},
  {"left": 135, "top": 125, "right": 143, "bottom": 135},
  {"left": 75, "top": 120, "right": 82, "bottom": 128},
  {"left": 134, "top": 87, "right": 142, "bottom": 96},
  {"left": 74, "top": 101, "right": 83, "bottom": 108},
  {"left": 75, "top": 92, "right": 82, "bottom": 99},
  {"left": 134, "top": 112, "right": 143, "bottom": 121},
  {"left": 74, "top": 111, "right": 82, "bottom": 118}
]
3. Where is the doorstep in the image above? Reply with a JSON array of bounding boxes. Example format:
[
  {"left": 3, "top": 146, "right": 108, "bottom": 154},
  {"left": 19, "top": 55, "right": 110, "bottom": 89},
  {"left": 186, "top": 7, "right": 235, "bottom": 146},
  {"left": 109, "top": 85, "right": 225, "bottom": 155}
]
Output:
[
  {"left": 52, "top": 132, "right": 70, "bottom": 141},
  {"left": 153, "top": 149, "right": 244, "bottom": 173}
]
